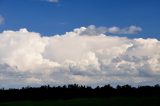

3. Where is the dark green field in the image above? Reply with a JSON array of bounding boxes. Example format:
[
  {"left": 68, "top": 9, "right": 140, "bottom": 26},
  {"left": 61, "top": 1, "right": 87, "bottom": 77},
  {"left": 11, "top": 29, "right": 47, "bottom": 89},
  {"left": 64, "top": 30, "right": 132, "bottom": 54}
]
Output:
[{"left": 0, "top": 97, "right": 159, "bottom": 106}]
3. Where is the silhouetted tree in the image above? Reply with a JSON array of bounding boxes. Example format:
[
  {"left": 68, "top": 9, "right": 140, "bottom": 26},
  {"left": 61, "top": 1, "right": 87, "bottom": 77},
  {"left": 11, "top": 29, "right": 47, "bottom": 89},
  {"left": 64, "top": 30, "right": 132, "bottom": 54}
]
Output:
[{"left": 0, "top": 84, "right": 160, "bottom": 102}]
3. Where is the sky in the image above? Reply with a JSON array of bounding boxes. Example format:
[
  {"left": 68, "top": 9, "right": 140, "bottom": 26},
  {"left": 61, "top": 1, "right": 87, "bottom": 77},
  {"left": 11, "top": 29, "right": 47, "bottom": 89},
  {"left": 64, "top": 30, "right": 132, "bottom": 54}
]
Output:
[
  {"left": 0, "top": 0, "right": 160, "bottom": 38},
  {"left": 0, "top": 0, "right": 160, "bottom": 88}
]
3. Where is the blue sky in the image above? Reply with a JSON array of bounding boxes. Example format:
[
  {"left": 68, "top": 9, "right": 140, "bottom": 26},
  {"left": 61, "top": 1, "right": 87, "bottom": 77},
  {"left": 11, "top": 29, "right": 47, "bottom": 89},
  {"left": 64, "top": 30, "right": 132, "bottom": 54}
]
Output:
[{"left": 0, "top": 0, "right": 160, "bottom": 38}]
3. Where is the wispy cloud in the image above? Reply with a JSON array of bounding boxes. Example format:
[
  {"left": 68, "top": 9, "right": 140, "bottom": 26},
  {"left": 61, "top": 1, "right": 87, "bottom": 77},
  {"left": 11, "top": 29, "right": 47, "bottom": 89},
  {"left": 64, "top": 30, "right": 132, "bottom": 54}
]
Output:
[
  {"left": 0, "top": 15, "right": 5, "bottom": 25},
  {"left": 79, "top": 25, "right": 142, "bottom": 36},
  {"left": 108, "top": 25, "right": 142, "bottom": 34},
  {"left": 46, "top": 0, "right": 59, "bottom": 3}
]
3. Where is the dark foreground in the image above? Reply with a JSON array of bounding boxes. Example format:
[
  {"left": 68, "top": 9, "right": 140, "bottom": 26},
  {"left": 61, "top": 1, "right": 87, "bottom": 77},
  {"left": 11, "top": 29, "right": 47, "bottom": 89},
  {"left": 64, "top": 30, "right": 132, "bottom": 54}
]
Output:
[
  {"left": 0, "top": 97, "right": 159, "bottom": 106},
  {"left": 0, "top": 84, "right": 160, "bottom": 106}
]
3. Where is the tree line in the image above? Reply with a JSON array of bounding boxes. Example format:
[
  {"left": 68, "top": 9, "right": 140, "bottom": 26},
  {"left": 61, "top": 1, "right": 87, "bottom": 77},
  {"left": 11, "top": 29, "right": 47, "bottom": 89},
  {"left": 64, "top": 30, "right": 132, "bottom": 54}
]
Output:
[{"left": 0, "top": 84, "right": 160, "bottom": 102}]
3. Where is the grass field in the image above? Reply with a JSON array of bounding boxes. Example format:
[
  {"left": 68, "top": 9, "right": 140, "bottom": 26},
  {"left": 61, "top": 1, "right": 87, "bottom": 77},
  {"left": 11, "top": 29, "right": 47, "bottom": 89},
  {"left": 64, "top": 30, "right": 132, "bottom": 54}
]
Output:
[{"left": 0, "top": 97, "right": 159, "bottom": 106}]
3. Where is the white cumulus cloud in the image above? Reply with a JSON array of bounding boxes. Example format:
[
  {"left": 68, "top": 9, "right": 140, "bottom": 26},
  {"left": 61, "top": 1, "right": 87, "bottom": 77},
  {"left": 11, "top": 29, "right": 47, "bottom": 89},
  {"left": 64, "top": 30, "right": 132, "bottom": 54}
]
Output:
[{"left": 0, "top": 25, "right": 159, "bottom": 88}]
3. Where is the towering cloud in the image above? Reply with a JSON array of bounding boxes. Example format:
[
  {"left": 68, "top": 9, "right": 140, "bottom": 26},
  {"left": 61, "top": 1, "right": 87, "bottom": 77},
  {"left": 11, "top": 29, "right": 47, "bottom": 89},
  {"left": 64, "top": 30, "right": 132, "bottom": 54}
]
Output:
[{"left": 0, "top": 26, "right": 159, "bottom": 88}]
